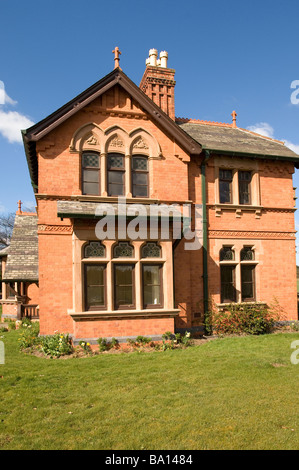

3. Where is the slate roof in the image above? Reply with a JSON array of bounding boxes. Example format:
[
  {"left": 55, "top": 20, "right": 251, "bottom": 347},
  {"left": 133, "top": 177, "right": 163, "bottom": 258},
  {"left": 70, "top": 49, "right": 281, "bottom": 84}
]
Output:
[
  {"left": 177, "top": 121, "right": 299, "bottom": 160},
  {"left": 3, "top": 214, "right": 38, "bottom": 282}
]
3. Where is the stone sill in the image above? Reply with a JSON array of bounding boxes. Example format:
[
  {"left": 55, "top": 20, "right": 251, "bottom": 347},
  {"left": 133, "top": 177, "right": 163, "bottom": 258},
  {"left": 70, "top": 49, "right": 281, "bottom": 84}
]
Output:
[{"left": 68, "top": 308, "right": 180, "bottom": 321}]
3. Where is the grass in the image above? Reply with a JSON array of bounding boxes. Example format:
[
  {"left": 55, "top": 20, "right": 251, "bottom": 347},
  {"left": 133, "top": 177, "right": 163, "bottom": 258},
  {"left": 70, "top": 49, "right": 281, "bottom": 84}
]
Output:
[{"left": 1, "top": 330, "right": 299, "bottom": 449}]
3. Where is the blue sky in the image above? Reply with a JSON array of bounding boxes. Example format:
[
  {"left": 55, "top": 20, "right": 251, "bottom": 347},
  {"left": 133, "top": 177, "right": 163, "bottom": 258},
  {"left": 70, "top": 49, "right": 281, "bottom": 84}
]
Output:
[{"left": 1, "top": 0, "right": 299, "bottom": 255}]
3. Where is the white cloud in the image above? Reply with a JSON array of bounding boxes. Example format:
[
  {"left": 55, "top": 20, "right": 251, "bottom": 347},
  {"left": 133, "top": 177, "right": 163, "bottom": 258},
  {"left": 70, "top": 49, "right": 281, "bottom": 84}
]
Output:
[
  {"left": 4, "top": 92, "right": 17, "bottom": 106},
  {"left": 283, "top": 140, "right": 299, "bottom": 154},
  {"left": 0, "top": 109, "right": 34, "bottom": 144},
  {"left": 247, "top": 122, "right": 299, "bottom": 155},
  {"left": 247, "top": 122, "right": 275, "bottom": 138}
]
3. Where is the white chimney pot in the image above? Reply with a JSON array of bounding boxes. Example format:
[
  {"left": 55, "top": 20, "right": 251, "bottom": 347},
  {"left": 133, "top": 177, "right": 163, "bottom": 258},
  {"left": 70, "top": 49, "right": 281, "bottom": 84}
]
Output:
[
  {"left": 160, "top": 51, "right": 168, "bottom": 68},
  {"left": 149, "top": 49, "right": 158, "bottom": 66}
]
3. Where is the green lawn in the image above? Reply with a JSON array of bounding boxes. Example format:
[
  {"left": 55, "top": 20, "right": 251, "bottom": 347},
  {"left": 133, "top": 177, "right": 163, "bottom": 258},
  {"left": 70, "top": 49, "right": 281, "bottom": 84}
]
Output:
[{"left": 1, "top": 330, "right": 299, "bottom": 450}]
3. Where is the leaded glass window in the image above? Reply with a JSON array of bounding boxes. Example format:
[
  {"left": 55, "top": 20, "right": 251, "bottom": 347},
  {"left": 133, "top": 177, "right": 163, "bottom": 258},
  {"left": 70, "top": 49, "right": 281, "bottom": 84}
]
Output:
[
  {"left": 220, "top": 246, "right": 235, "bottom": 261},
  {"left": 82, "top": 152, "right": 100, "bottom": 195},
  {"left": 108, "top": 153, "right": 125, "bottom": 196},
  {"left": 113, "top": 241, "right": 134, "bottom": 258},
  {"left": 142, "top": 242, "right": 161, "bottom": 258},
  {"left": 240, "top": 247, "right": 254, "bottom": 261},
  {"left": 132, "top": 155, "right": 149, "bottom": 198},
  {"left": 84, "top": 242, "right": 105, "bottom": 258}
]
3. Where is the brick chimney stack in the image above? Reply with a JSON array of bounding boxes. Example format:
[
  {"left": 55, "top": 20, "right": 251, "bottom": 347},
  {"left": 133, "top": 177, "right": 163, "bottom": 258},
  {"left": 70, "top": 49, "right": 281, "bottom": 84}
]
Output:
[{"left": 139, "top": 49, "right": 176, "bottom": 120}]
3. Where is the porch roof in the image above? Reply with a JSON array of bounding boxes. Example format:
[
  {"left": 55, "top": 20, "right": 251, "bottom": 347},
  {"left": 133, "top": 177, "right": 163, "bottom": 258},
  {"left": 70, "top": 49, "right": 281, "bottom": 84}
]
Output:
[
  {"left": 0, "top": 246, "right": 10, "bottom": 257},
  {"left": 57, "top": 200, "right": 185, "bottom": 220}
]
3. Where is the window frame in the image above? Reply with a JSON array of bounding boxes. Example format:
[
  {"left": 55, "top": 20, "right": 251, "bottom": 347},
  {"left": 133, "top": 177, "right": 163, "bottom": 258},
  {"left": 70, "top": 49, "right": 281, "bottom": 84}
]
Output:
[
  {"left": 220, "top": 264, "right": 236, "bottom": 303},
  {"left": 241, "top": 264, "right": 256, "bottom": 302},
  {"left": 113, "top": 263, "right": 135, "bottom": 310},
  {"left": 238, "top": 170, "right": 252, "bottom": 205},
  {"left": 219, "top": 169, "right": 233, "bottom": 204},
  {"left": 81, "top": 151, "right": 100, "bottom": 196},
  {"left": 107, "top": 153, "right": 125, "bottom": 197},
  {"left": 142, "top": 263, "right": 163, "bottom": 309},
  {"left": 132, "top": 155, "right": 149, "bottom": 198},
  {"left": 84, "top": 263, "right": 107, "bottom": 311}
]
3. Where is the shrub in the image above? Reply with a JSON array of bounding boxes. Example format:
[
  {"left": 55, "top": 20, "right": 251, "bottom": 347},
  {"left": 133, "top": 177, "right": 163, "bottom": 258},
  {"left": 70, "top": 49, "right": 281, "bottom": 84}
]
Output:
[
  {"left": 39, "top": 333, "right": 73, "bottom": 358},
  {"left": 110, "top": 337, "right": 119, "bottom": 349},
  {"left": 135, "top": 335, "right": 151, "bottom": 345},
  {"left": 97, "top": 337, "right": 109, "bottom": 352},
  {"left": 97, "top": 337, "right": 120, "bottom": 352},
  {"left": 205, "top": 302, "right": 281, "bottom": 336},
  {"left": 158, "top": 331, "right": 193, "bottom": 351},
  {"left": 18, "top": 321, "right": 40, "bottom": 350}
]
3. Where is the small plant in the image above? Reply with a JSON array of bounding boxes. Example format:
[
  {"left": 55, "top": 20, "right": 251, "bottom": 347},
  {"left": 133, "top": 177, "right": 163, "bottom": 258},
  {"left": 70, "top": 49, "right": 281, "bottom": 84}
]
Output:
[
  {"left": 97, "top": 337, "right": 109, "bottom": 352},
  {"left": 0, "top": 326, "right": 8, "bottom": 333},
  {"left": 8, "top": 321, "right": 16, "bottom": 331},
  {"left": 135, "top": 335, "right": 151, "bottom": 345},
  {"left": 21, "top": 317, "right": 33, "bottom": 328},
  {"left": 18, "top": 321, "right": 40, "bottom": 350},
  {"left": 180, "top": 331, "right": 192, "bottom": 347},
  {"left": 79, "top": 340, "right": 92, "bottom": 353},
  {"left": 290, "top": 322, "right": 299, "bottom": 331},
  {"left": 162, "top": 331, "right": 174, "bottom": 341},
  {"left": 39, "top": 333, "right": 73, "bottom": 358},
  {"left": 110, "top": 337, "right": 120, "bottom": 349}
]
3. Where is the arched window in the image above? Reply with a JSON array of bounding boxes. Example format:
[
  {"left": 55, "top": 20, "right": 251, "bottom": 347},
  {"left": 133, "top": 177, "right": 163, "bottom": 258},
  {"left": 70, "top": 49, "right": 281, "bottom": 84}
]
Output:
[
  {"left": 220, "top": 246, "right": 235, "bottom": 261},
  {"left": 107, "top": 153, "right": 125, "bottom": 196},
  {"left": 113, "top": 241, "right": 134, "bottom": 258},
  {"left": 142, "top": 242, "right": 161, "bottom": 258},
  {"left": 132, "top": 155, "right": 149, "bottom": 198},
  {"left": 84, "top": 241, "right": 105, "bottom": 258},
  {"left": 82, "top": 152, "right": 100, "bottom": 195},
  {"left": 240, "top": 246, "right": 255, "bottom": 261}
]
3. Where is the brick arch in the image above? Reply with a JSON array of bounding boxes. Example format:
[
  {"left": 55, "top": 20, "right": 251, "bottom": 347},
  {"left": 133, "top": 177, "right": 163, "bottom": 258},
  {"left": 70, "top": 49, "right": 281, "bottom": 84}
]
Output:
[
  {"left": 129, "top": 128, "right": 162, "bottom": 159},
  {"left": 104, "top": 125, "right": 130, "bottom": 155},
  {"left": 69, "top": 123, "right": 104, "bottom": 153}
]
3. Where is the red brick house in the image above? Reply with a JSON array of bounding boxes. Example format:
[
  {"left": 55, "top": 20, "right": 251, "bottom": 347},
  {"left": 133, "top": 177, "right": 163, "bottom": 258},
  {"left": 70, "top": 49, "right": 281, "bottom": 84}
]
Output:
[{"left": 19, "top": 48, "right": 299, "bottom": 343}]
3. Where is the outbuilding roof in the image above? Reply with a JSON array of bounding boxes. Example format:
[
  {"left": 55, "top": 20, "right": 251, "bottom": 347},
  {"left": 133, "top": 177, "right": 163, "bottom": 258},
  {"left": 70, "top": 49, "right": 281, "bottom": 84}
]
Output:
[{"left": 3, "top": 214, "right": 38, "bottom": 282}]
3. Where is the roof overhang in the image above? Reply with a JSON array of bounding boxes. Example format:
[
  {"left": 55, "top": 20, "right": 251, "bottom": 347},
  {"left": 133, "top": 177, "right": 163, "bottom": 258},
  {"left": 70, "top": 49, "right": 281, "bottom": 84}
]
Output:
[
  {"left": 204, "top": 147, "right": 299, "bottom": 165},
  {"left": 57, "top": 200, "right": 185, "bottom": 221}
]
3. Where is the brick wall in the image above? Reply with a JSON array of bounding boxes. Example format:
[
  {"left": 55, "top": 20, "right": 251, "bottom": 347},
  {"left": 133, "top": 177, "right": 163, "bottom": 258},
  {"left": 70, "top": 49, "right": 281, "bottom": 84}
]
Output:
[{"left": 35, "top": 84, "right": 298, "bottom": 341}]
